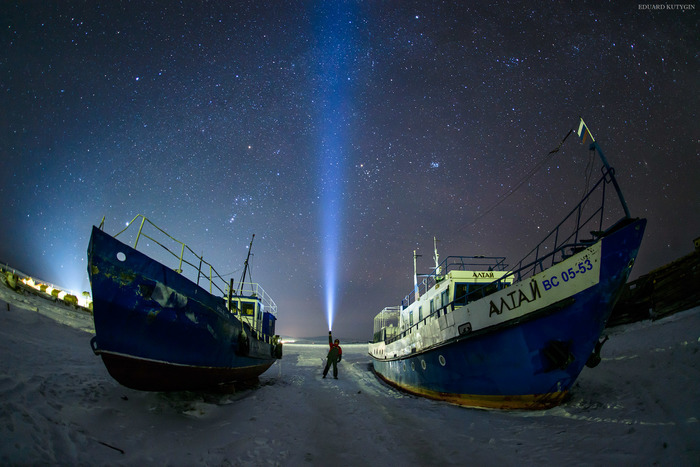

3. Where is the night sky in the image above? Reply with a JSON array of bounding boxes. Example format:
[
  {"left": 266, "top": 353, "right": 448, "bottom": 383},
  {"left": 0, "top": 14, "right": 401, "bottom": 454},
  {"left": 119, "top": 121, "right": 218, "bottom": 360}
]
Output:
[{"left": 1, "top": 2, "right": 698, "bottom": 338}]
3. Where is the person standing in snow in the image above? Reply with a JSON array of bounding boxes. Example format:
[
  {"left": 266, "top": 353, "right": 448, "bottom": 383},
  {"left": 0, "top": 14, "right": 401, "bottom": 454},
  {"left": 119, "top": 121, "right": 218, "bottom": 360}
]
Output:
[{"left": 322, "top": 331, "right": 342, "bottom": 379}]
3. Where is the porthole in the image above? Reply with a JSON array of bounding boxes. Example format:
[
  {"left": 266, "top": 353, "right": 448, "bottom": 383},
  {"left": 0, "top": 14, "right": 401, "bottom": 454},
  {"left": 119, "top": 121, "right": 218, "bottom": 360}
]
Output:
[
  {"left": 439, "top": 355, "right": 446, "bottom": 366},
  {"left": 116, "top": 252, "right": 126, "bottom": 262},
  {"left": 421, "top": 360, "right": 427, "bottom": 370},
  {"left": 411, "top": 361, "right": 415, "bottom": 371},
  {"left": 403, "top": 361, "right": 406, "bottom": 371}
]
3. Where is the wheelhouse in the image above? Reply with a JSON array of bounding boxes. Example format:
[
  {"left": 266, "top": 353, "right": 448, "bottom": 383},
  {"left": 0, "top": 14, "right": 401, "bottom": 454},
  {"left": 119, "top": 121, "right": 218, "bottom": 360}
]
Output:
[
  {"left": 372, "top": 256, "right": 513, "bottom": 343},
  {"left": 228, "top": 282, "right": 278, "bottom": 344}
]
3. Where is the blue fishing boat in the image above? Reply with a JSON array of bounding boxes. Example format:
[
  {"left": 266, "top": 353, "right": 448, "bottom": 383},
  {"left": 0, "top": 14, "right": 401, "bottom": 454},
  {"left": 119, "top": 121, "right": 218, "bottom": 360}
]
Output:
[
  {"left": 369, "top": 119, "right": 646, "bottom": 409},
  {"left": 88, "top": 216, "right": 282, "bottom": 391}
]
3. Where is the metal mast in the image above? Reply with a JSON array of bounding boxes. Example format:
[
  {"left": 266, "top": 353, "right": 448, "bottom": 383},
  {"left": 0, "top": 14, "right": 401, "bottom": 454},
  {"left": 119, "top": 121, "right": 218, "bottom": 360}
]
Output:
[{"left": 238, "top": 234, "right": 255, "bottom": 294}]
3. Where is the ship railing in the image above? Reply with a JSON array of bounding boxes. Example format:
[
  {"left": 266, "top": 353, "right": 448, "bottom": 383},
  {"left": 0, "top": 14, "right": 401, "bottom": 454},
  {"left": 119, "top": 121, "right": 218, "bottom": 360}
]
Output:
[
  {"left": 389, "top": 166, "right": 624, "bottom": 342},
  {"left": 384, "top": 136, "right": 633, "bottom": 346},
  {"left": 465, "top": 165, "right": 624, "bottom": 300},
  {"left": 373, "top": 306, "right": 401, "bottom": 342},
  {"left": 401, "top": 255, "right": 507, "bottom": 310},
  {"left": 452, "top": 166, "right": 622, "bottom": 300},
  {"left": 500, "top": 165, "right": 620, "bottom": 285},
  {"left": 230, "top": 281, "right": 278, "bottom": 316},
  {"left": 109, "top": 214, "right": 267, "bottom": 311},
  {"left": 385, "top": 300, "right": 461, "bottom": 346}
]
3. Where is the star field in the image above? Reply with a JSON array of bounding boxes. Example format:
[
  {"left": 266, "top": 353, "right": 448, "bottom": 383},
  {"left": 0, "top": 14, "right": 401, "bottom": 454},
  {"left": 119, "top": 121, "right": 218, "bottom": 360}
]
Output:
[{"left": 1, "top": 2, "right": 698, "bottom": 338}]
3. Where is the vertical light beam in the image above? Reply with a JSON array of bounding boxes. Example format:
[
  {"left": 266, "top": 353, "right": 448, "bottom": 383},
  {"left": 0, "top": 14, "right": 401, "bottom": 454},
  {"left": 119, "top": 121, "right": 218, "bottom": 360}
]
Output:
[
  {"left": 321, "top": 159, "right": 340, "bottom": 331},
  {"left": 315, "top": 3, "right": 356, "bottom": 332}
]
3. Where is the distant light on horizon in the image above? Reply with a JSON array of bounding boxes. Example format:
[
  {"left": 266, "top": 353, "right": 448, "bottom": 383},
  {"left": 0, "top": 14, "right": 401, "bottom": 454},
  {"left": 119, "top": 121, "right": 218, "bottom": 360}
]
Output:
[{"left": 20, "top": 277, "right": 92, "bottom": 308}]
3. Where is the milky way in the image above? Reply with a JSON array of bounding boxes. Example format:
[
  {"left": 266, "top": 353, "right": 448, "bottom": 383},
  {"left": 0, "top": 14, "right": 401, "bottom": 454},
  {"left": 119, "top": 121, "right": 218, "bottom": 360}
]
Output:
[{"left": 1, "top": 2, "right": 698, "bottom": 337}]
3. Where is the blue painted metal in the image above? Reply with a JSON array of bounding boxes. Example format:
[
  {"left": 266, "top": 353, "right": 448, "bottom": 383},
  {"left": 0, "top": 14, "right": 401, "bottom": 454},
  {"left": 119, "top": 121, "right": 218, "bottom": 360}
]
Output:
[
  {"left": 88, "top": 225, "right": 281, "bottom": 391},
  {"left": 371, "top": 217, "right": 646, "bottom": 409}
]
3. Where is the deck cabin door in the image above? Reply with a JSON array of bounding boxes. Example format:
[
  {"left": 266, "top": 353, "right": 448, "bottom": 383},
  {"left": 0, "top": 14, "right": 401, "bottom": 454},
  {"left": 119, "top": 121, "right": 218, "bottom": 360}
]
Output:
[{"left": 256, "top": 302, "right": 263, "bottom": 336}]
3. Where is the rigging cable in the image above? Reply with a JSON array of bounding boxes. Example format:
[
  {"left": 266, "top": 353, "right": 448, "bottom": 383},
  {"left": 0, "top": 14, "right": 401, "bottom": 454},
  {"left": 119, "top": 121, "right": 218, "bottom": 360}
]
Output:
[
  {"left": 578, "top": 143, "right": 597, "bottom": 215},
  {"left": 451, "top": 128, "right": 574, "bottom": 239}
]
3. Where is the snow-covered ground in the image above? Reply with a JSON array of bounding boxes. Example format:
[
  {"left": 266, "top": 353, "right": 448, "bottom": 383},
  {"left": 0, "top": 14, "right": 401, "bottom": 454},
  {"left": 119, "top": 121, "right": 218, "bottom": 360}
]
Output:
[{"left": 0, "top": 283, "right": 698, "bottom": 466}]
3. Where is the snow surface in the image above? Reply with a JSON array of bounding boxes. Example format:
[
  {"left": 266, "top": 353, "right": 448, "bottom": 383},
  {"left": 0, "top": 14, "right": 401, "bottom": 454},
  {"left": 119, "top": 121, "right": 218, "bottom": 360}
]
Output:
[{"left": 0, "top": 284, "right": 698, "bottom": 466}]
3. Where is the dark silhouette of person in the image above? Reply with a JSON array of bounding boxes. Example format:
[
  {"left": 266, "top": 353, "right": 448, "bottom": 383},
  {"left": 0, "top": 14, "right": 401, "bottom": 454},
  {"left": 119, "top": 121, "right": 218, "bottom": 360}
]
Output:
[{"left": 322, "top": 331, "right": 342, "bottom": 379}]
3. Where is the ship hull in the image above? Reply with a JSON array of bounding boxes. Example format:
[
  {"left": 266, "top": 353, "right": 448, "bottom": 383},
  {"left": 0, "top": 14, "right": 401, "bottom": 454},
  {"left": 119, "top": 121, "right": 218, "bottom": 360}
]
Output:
[
  {"left": 370, "top": 218, "right": 646, "bottom": 409},
  {"left": 88, "top": 226, "right": 277, "bottom": 391}
]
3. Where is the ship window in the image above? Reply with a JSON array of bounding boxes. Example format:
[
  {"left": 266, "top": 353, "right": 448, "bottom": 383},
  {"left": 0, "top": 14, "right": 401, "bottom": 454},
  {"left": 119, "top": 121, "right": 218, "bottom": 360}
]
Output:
[
  {"left": 454, "top": 283, "right": 468, "bottom": 306},
  {"left": 441, "top": 289, "right": 449, "bottom": 309},
  {"left": 483, "top": 282, "right": 498, "bottom": 297},
  {"left": 418, "top": 306, "right": 423, "bottom": 321},
  {"left": 469, "top": 283, "right": 495, "bottom": 301},
  {"left": 430, "top": 299, "right": 435, "bottom": 314},
  {"left": 241, "top": 302, "right": 255, "bottom": 316},
  {"left": 467, "top": 285, "right": 481, "bottom": 301},
  {"left": 421, "top": 360, "right": 427, "bottom": 370},
  {"left": 116, "top": 252, "right": 126, "bottom": 262},
  {"left": 439, "top": 355, "right": 446, "bottom": 366}
]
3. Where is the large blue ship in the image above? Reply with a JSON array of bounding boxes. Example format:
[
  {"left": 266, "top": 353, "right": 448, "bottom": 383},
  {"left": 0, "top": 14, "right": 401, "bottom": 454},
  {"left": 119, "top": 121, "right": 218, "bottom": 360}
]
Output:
[
  {"left": 88, "top": 216, "right": 282, "bottom": 391},
  {"left": 369, "top": 119, "right": 646, "bottom": 409}
]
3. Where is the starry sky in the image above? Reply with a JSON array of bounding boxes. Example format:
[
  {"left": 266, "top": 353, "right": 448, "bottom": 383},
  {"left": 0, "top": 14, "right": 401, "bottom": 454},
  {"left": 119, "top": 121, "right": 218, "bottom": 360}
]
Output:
[{"left": 1, "top": 1, "right": 698, "bottom": 338}]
